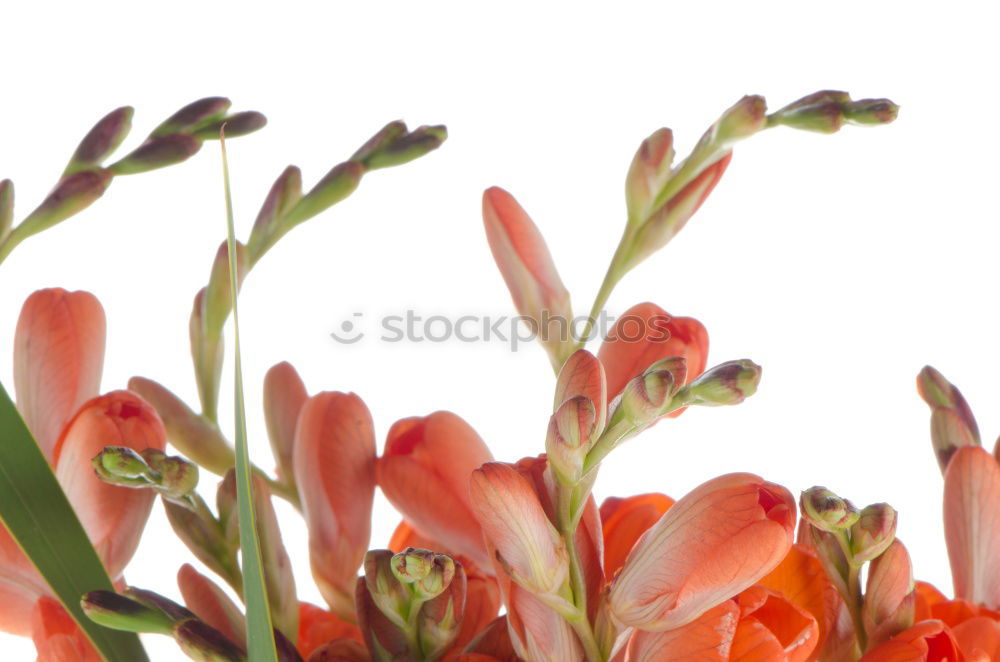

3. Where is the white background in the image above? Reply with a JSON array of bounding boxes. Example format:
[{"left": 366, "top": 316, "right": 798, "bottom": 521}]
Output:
[{"left": 2, "top": 2, "right": 998, "bottom": 658}]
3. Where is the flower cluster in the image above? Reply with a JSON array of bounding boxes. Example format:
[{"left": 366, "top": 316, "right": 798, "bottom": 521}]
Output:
[{"left": 11, "top": 90, "right": 994, "bottom": 662}]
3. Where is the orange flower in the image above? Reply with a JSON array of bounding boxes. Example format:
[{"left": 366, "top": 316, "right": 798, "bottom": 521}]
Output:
[
  {"left": 597, "top": 302, "right": 708, "bottom": 418},
  {"left": 297, "top": 601, "right": 362, "bottom": 659},
  {"left": 609, "top": 472, "right": 795, "bottom": 631},
  {"left": 600, "top": 493, "right": 674, "bottom": 579},
  {"left": 1, "top": 289, "right": 166, "bottom": 639},
  {"left": 859, "top": 620, "right": 962, "bottom": 662},
  {"left": 31, "top": 597, "right": 102, "bottom": 662},
  {"left": 730, "top": 585, "right": 820, "bottom": 662},
  {"left": 378, "top": 412, "right": 494, "bottom": 570},
  {"left": 294, "top": 391, "right": 377, "bottom": 618}
]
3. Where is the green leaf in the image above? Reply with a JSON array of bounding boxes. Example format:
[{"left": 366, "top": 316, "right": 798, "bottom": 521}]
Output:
[
  {"left": 219, "top": 129, "right": 279, "bottom": 661},
  {"left": 0, "top": 383, "right": 148, "bottom": 661}
]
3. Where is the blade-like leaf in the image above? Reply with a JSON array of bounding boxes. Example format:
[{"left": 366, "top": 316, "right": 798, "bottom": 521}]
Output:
[
  {"left": 0, "top": 383, "right": 148, "bottom": 661},
  {"left": 220, "top": 129, "right": 279, "bottom": 661}
]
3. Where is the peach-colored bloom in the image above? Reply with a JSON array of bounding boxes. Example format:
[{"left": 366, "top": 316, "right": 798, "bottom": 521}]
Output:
[
  {"left": 482, "top": 186, "right": 573, "bottom": 368},
  {"left": 730, "top": 585, "right": 820, "bottom": 662},
  {"left": 470, "top": 462, "right": 568, "bottom": 597},
  {"left": 943, "top": 446, "right": 1000, "bottom": 610},
  {"left": 597, "top": 302, "right": 708, "bottom": 418},
  {"left": 609, "top": 473, "right": 795, "bottom": 631},
  {"left": 621, "top": 601, "right": 740, "bottom": 662},
  {"left": 459, "top": 615, "right": 520, "bottom": 662},
  {"left": 378, "top": 412, "right": 494, "bottom": 570},
  {"left": 177, "top": 563, "right": 247, "bottom": 652},
  {"left": 262, "top": 361, "right": 309, "bottom": 484},
  {"left": 1, "top": 289, "right": 166, "bottom": 638},
  {"left": 864, "top": 541, "right": 917, "bottom": 649},
  {"left": 600, "top": 493, "right": 675, "bottom": 579},
  {"left": 294, "top": 391, "right": 377, "bottom": 617}
]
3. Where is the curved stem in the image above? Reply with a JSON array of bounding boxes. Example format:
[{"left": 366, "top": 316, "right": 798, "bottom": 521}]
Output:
[{"left": 557, "top": 483, "right": 603, "bottom": 662}]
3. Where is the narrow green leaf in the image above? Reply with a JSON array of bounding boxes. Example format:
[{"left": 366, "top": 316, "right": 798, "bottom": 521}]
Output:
[
  {"left": 220, "top": 129, "right": 279, "bottom": 661},
  {"left": 0, "top": 383, "right": 148, "bottom": 661}
]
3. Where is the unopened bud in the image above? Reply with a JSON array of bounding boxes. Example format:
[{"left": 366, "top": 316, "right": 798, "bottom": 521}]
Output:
[
  {"left": 283, "top": 161, "right": 363, "bottom": 227},
  {"left": 64, "top": 106, "right": 134, "bottom": 176},
  {"left": 141, "top": 449, "right": 200, "bottom": 503},
  {"left": 152, "top": 97, "right": 232, "bottom": 137},
  {"left": 350, "top": 121, "right": 408, "bottom": 165},
  {"left": 194, "top": 111, "right": 268, "bottom": 140},
  {"left": 81, "top": 590, "right": 175, "bottom": 635},
  {"left": 246, "top": 166, "right": 304, "bottom": 263},
  {"left": 204, "top": 240, "right": 248, "bottom": 336},
  {"left": 164, "top": 500, "right": 239, "bottom": 590},
  {"left": 770, "top": 91, "right": 899, "bottom": 134},
  {"left": 363, "top": 124, "right": 448, "bottom": 171},
  {"left": 620, "top": 369, "right": 675, "bottom": 426},
  {"left": 418, "top": 563, "right": 467, "bottom": 661},
  {"left": 917, "top": 366, "right": 980, "bottom": 472},
  {"left": 124, "top": 587, "right": 199, "bottom": 623},
  {"left": 392, "top": 548, "right": 455, "bottom": 601},
  {"left": 851, "top": 503, "right": 898, "bottom": 564},
  {"left": 174, "top": 618, "right": 246, "bottom": 662},
  {"left": 626, "top": 128, "right": 675, "bottom": 221},
  {"left": 800, "top": 487, "right": 860, "bottom": 533},
  {"left": 96, "top": 446, "right": 153, "bottom": 482},
  {"left": 713, "top": 95, "right": 768, "bottom": 146},
  {"left": 677, "top": 359, "right": 761, "bottom": 407},
  {"left": 0, "top": 179, "right": 12, "bottom": 239},
  {"left": 110, "top": 134, "right": 202, "bottom": 175},
  {"left": 16, "top": 169, "right": 113, "bottom": 237},
  {"left": 364, "top": 549, "right": 410, "bottom": 626},
  {"left": 546, "top": 395, "right": 596, "bottom": 485}
]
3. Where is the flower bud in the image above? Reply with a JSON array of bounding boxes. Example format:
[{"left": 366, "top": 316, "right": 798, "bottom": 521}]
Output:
[
  {"left": 94, "top": 445, "right": 153, "bottom": 483},
  {"left": 152, "top": 97, "right": 232, "bottom": 137},
  {"left": 64, "top": 106, "right": 134, "bottom": 176},
  {"left": 262, "top": 361, "right": 308, "bottom": 486},
  {"left": 16, "top": 169, "right": 113, "bottom": 237},
  {"left": 363, "top": 550, "right": 410, "bottom": 628},
  {"left": 0, "top": 179, "right": 12, "bottom": 239},
  {"left": 418, "top": 562, "right": 467, "bottom": 661},
  {"left": 246, "top": 166, "right": 304, "bottom": 264},
  {"left": 770, "top": 91, "right": 899, "bottom": 134},
  {"left": 163, "top": 499, "right": 240, "bottom": 592},
  {"left": 391, "top": 548, "right": 456, "bottom": 602},
  {"left": 545, "top": 395, "right": 596, "bottom": 485},
  {"left": 917, "top": 365, "right": 980, "bottom": 472},
  {"left": 851, "top": 503, "right": 898, "bottom": 565},
  {"left": 174, "top": 618, "right": 246, "bottom": 662},
  {"left": 362, "top": 124, "right": 448, "bottom": 171},
  {"left": 141, "top": 448, "right": 200, "bottom": 503},
  {"left": 553, "top": 349, "right": 607, "bottom": 436},
  {"left": 800, "top": 486, "right": 860, "bottom": 533},
  {"left": 713, "top": 95, "right": 768, "bottom": 146},
  {"left": 677, "top": 359, "right": 761, "bottom": 407},
  {"left": 843, "top": 98, "right": 899, "bottom": 126},
  {"left": 283, "top": 161, "right": 364, "bottom": 227},
  {"left": 81, "top": 590, "right": 175, "bottom": 635},
  {"left": 110, "top": 134, "right": 202, "bottom": 175},
  {"left": 619, "top": 368, "right": 675, "bottom": 426},
  {"left": 626, "top": 128, "right": 675, "bottom": 221},
  {"left": 194, "top": 111, "right": 268, "bottom": 140},
  {"left": 350, "top": 121, "right": 408, "bottom": 165}
]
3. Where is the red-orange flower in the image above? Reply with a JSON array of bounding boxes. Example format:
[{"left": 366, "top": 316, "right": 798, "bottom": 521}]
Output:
[
  {"left": 600, "top": 493, "right": 674, "bottom": 579},
  {"left": 1, "top": 289, "right": 166, "bottom": 642},
  {"left": 859, "top": 620, "right": 962, "bottom": 662},
  {"left": 597, "top": 302, "right": 708, "bottom": 418},
  {"left": 609, "top": 472, "right": 795, "bottom": 631},
  {"left": 378, "top": 412, "right": 494, "bottom": 570}
]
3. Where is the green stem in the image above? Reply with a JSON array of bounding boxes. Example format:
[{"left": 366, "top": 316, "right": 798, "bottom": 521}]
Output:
[
  {"left": 834, "top": 531, "right": 867, "bottom": 654},
  {"left": 569, "top": 229, "right": 633, "bottom": 362},
  {"left": 556, "top": 483, "right": 603, "bottom": 662}
]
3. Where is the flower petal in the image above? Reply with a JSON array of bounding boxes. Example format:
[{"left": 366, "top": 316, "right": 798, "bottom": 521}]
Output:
[
  {"left": 263, "top": 361, "right": 309, "bottom": 484},
  {"left": 14, "top": 288, "right": 105, "bottom": 460},
  {"left": 600, "top": 493, "right": 675, "bottom": 579},
  {"left": 944, "top": 446, "right": 1000, "bottom": 608},
  {"left": 623, "top": 600, "right": 739, "bottom": 662},
  {"left": 177, "top": 564, "right": 247, "bottom": 650}
]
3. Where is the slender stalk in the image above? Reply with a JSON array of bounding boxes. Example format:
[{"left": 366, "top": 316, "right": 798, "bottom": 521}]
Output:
[
  {"left": 556, "top": 483, "right": 603, "bottom": 662},
  {"left": 834, "top": 531, "right": 867, "bottom": 654}
]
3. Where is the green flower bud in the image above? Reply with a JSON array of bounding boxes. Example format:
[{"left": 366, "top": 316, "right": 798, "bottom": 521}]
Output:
[
  {"left": 917, "top": 365, "right": 980, "bottom": 472},
  {"left": 363, "top": 124, "right": 448, "bottom": 171},
  {"left": 174, "top": 618, "right": 246, "bottom": 662},
  {"left": 15, "top": 169, "right": 113, "bottom": 237},
  {"left": 283, "top": 161, "right": 363, "bottom": 227},
  {"left": 194, "top": 111, "right": 268, "bottom": 140},
  {"left": 152, "top": 97, "right": 232, "bottom": 137},
  {"left": 620, "top": 369, "right": 675, "bottom": 426},
  {"left": 677, "top": 359, "right": 761, "bottom": 407},
  {"left": 800, "top": 486, "right": 860, "bottom": 533},
  {"left": 96, "top": 446, "right": 153, "bottom": 482},
  {"left": 545, "top": 395, "right": 596, "bottom": 485},
  {"left": 81, "top": 590, "right": 175, "bottom": 635},
  {"left": 110, "top": 134, "right": 202, "bottom": 175}
]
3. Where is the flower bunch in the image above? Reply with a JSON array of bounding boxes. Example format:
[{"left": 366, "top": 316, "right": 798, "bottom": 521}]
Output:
[{"left": 16, "top": 89, "right": 990, "bottom": 662}]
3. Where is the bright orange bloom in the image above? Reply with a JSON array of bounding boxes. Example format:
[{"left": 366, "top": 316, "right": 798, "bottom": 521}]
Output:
[
  {"left": 297, "top": 601, "right": 362, "bottom": 659},
  {"left": 597, "top": 302, "right": 708, "bottom": 418},
  {"left": 622, "top": 600, "right": 740, "bottom": 662},
  {"left": 1, "top": 289, "right": 166, "bottom": 642},
  {"left": 31, "top": 597, "right": 102, "bottom": 662},
  {"left": 859, "top": 620, "right": 962, "bottom": 662},
  {"left": 293, "top": 391, "right": 377, "bottom": 617},
  {"left": 378, "top": 412, "right": 494, "bottom": 570},
  {"left": 600, "top": 493, "right": 674, "bottom": 579},
  {"left": 609, "top": 472, "right": 795, "bottom": 631},
  {"left": 730, "top": 585, "right": 820, "bottom": 662},
  {"left": 943, "top": 446, "right": 1000, "bottom": 610}
]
